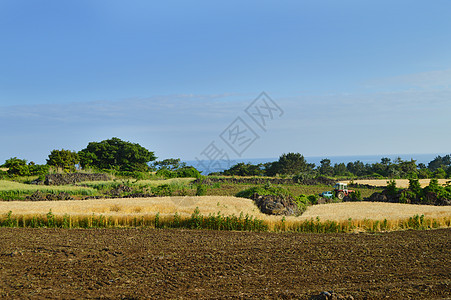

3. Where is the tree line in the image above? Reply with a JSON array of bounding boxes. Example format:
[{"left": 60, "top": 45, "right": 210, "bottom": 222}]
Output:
[
  {"left": 216, "top": 153, "right": 451, "bottom": 179},
  {"left": 0, "top": 137, "right": 198, "bottom": 178},
  {"left": 1, "top": 138, "right": 450, "bottom": 180}
]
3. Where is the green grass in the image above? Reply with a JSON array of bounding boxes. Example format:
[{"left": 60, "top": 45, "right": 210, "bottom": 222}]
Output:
[
  {"left": 0, "top": 176, "right": 381, "bottom": 201},
  {"left": 203, "top": 183, "right": 379, "bottom": 198},
  {"left": 75, "top": 178, "right": 194, "bottom": 188},
  {"left": 0, "top": 180, "right": 97, "bottom": 200}
]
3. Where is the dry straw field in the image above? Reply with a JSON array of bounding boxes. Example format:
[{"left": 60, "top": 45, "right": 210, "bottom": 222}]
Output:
[
  {"left": 1, "top": 196, "right": 450, "bottom": 227},
  {"left": 344, "top": 178, "right": 450, "bottom": 188}
]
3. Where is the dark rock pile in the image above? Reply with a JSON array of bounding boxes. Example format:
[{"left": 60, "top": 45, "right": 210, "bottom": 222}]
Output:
[
  {"left": 310, "top": 291, "right": 354, "bottom": 300},
  {"left": 348, "top": 183, "right": 379, "bottom": 189},
  {"left": 25, "top": 191, "right": 74, "bottom": 201},
  {"left": 108, "top": 184, "right": 133, "bottom": 197},
  {"left": 44, "top": 173, "right": 110, "bottom": 186},
  {"left": 250, "top": 193, "right": 301, "bottom": 216}
]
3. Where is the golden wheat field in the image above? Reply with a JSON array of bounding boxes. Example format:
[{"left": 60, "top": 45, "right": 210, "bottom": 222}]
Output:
[
  {"left": 1, "top": 196, "right": 450, "bottom": 224},
  {"left": 343, "top": 178, "right": 450, "bottom": 188}
]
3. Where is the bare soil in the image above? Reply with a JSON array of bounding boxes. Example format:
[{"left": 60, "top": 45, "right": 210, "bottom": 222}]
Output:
[{"left": 0, "top": 228, "right": 450, "bottom": 299}]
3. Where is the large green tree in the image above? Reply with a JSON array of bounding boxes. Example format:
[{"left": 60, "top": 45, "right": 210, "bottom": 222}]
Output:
[
  {"left": 318, "top": 158, "right": 334, "bottom": 176},
  {"left": 266, "top": 153, "right": 315, "bottom": 176},
  {"left": 222, "top": 162, "right": 265, "bottom": 176},
  {"left": 428, "top": 154, "right": 451, "bottom": 172},
  {"left": 78, "top": 137, "right": 156, "bottom": 172},
  {"left": 47, "top": 149, "right": 79, "bottom": 172}
]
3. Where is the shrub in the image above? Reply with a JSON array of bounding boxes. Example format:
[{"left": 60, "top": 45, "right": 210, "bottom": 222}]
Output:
[
  {"left": 155, "top": 168, "right": 175, "bottom": 178},
  {"left": 349, "top": 190, "right": 362, "bottom": 201},
  {"left": 399, "top": 190, "right": 416, "bottom": 203},
  {"left": 386, "top": 179, "right": 398, "bottom": 197},
  {"left": 307, "top": 194, "right": 319, "bottom": 205},
  {"left": 434, "top": 168, "right": 447, "bottom": 179},
  {"left": 408, "top": 178, "right": 422, "bottom": 198},
  {"left": 236, "top": 185, "right": 293, "bottom": 199},
  {"left": 196, "top": 184, "right": 207, "bottom": 196},
  {"left": 151, "top": 184, "right": 173, "bottom": 196},
  {"left": 176, "top": 167, "right": 201, "bottom": 178}
]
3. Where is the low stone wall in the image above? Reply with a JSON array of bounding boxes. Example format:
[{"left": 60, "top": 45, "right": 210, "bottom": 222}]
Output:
[
  {"left": 367, "top": 189, "right": 451, "bottom": 206},
  {"left": 196, "top": 176, "right": 335, "bottom": 186},
  {"left": 44, "top": 173, "right": 110, "bottom": 186}
]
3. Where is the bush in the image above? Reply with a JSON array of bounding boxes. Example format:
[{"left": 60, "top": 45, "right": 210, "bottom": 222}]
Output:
[
  {"left": 151, "top": 184, "right": 173, "bottom": 196},
  {"left": 236, "top": 184, "right": 293, "bottom": 199},
  {"left": 434, "top": 168, "right": 447, "bottom": 179},
  {"left": 349, "top": 190, "right": 362, "bottom": 201},
  {"left": 156, "top": 166, "right": 201, "bottom": 179},
  {"left": 196, "top": 184, "right": 207, "bottom": 196},
  {"left": 307, "top": 194, "right": 319, "bottom": 205},
  {"left": 408, "top": 178, "right": 422, "bottom": 198},
  {"left": 176, "top": 167, "right": 201, "bottom": 178},
  {"left": 386, "top": 179, "right": 398, "bottom": 197},
  {"left": 424, "top": 178, "right": 451, "bottom": 201},
  {"left": 295, "top": 195, "right": 311, "bottom": 213},
  {"left": 155, "top": 168, "right": 175, "bottom": 179},
  {"left": 399, "top": 190, "right": 416, "bottom": 204}
]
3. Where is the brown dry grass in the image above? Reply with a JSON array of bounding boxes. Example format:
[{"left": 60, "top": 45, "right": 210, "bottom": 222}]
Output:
[
  {"left": 0, "top": 196, "right": 261, "bottom": 219},
  {"left": 344, "top": 179, "right": 450, "bottom": 188},
  {"left": 1, "top": 196, "right": 450, "bottom": 224},
  {"left": 299, "top": 202, "right": 451, "bottom": 221}
]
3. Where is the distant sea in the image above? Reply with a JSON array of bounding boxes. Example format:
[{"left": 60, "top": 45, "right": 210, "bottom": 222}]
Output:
[{"left": 185, "top": 153, "right": 447, "bottom": 175}]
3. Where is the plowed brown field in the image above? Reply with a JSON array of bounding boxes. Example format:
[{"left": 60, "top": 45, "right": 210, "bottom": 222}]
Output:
[{"left": 0, "top": 228, "right": 450, "bottom": 299}]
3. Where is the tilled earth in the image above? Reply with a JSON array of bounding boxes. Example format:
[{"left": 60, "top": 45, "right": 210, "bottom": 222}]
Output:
[{"left": 0, "top": 228, "right": 450, "bottom": 299}]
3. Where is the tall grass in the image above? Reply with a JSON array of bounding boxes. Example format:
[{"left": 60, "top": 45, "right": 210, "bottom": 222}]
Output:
[
  {"left": 271, "top": 215, "right": 451, "bottom": 233},
  {"left": 1, "top": 209, "right": 449, "bottom": 233},
  {"left": 0, "top": 208, "right": 268, "bottom": 231}
]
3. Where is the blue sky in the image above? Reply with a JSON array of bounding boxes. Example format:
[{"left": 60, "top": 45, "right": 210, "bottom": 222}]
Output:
[{"left": 1, "top": 0, "right": 450, "bottom": 164}]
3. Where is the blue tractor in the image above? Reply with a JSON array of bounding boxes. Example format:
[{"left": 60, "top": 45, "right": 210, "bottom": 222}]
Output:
[{"left": 319, "top": 191, "right": 334, "bottom": 199}]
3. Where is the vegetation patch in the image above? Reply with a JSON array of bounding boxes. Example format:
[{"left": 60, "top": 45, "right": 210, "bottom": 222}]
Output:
[
  {"left": 0, "top": 209, "right": 449, "bottom": 233},
  {"left": 368, "top": 178, "right": 451, "bottom": 206},
  {"left": 0, "top": 180, "right": 97, "bottom": 200}
]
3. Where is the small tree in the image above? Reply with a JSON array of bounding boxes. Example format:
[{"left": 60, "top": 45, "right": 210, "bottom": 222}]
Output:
[
  {"left": 47, "top": 149, "right": 79, "bottom": 172},
  {"left": 222, "top": 162, "right": 264, "bottom": 176},
  {"left": 153, "top": 158, "right": 183, "bottom": 171},
  {"left": 408, "top": 178, "right": 422, "bottom": 198},
  {"left": 333, "top": 163, "right": 348, "bottom": 176},
  {"left": 3, "top": 157, "right": 30, "bottom": 176},
  {"left": 386, "top": 179, "right": 398, "bottom": 197},
  {"left": 266, "top": 153, "right": 315, "bottom": 176},
  {"left": 319, "top": 159, "right": 334, "bottom": 176},
  {"left": 428, "top": 154, "right": 451, "bottom": 172},
  {"left": 434, "top": 168, "right": 447, "bottom": 179}
]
